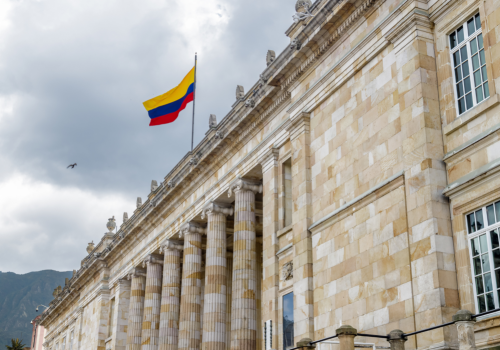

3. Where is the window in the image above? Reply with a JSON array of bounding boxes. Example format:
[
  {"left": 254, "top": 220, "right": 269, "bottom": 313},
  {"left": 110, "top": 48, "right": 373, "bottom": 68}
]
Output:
[
  {"left": 69, "top": 331, "right": 74, "bottom": 350},
  {"left": 282, "top": 159, "right": 292, "bottom": 228},
  {"left": 108, "top": 298, "right": 115, "bottom": 337},
  {"left": 450, "top": 13, "right": 489, "bottom": 115},
  {"left": 55, "top": 342, "right": 59, "bottom": 350},
  {"left": 283, "top": 293, "right": 294, "bottom": 350},
  {"left": 61, "top": 337, "right": 66, "bottom": 350},
  {"left": 467, "top": 200, "right": 500, "bottom": 313}
]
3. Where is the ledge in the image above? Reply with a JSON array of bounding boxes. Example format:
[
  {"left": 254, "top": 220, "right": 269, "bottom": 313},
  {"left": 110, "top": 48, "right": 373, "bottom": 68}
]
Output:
[
  {"left": 443, "top": 122, "right": 500, "bottom": 161},
  {"left": 277, "top": 225, "right": 293, "bottom": 238},
  {"left": 276, "top": 243, "right": 293, "bottom": 257},
  {"left": 443, "top": 94, "right": 500, "bottom": 136},
  {"left": 443, "top": 158, "right": 500, "bottom": 197},
  {"left": 309, "top": 171, "right": 405, "bottom": 232}
]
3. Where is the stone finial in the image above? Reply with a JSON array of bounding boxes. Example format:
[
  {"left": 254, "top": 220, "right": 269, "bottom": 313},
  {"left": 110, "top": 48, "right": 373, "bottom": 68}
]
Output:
[
  {"left": 296, "top": 0, "right": 312, "bottom": 12},
  {"left": 209, "top": 114, "right": 217, "bottom": 128},
  {"left": 296, "top": 338, "right": 316, "bottom": 349},
  {"left": 266, "top": 50, "right": 276, "bottom": 66},
  {"left": 236, "top": 85, "right": 245, "bottom": 100},
  {"left": 388, "top": 330, "right": 407, "bottom": 350},
  {"left": 52, "top": 288, "right": 58, "bottom": 298},
  {"left": 180, "top": 222, "right": 207, "bottom": 238},
  {"left": 137, "top": 197, "right": 142, "bottom": 208},
  {"left": 65, "top": 277, "right": 69, "bottom": 286},
  {"left": 336, "top": 325, "right": 357, "bottom": 336},
  {"left": 151, "top": 180, "right": 158, "bottom": 192},
  {"left": 453, "top": 309, "right": 475, "bottom": 322},
  {"left": 123, "top": 212, "right": 128, "bottom": 223},
  {"left": 86, "top": 241, "right": 95, "bottom": 254},
  {"left": 201, "top": 201, "right": 234, "bottom": 220},
  {"left": 106, "top": 216, "right": 116, "bottom": 232},
  {"left": 160, "top": 240, "right": 184, "bottom": 253},
  {"left": 72, "top": 270, "right": 76, "bottom": 277},
  {"left": 228, "top": 178, "right": 263, "bottom": 197},
  {"left": 57, "top": 286, "right": 62, "bottom": 294}
]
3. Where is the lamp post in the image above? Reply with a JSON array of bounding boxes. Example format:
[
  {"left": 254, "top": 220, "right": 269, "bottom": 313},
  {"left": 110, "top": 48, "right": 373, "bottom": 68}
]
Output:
[{"left": 35, "top": 305, "right": 49, "bottom": 312}]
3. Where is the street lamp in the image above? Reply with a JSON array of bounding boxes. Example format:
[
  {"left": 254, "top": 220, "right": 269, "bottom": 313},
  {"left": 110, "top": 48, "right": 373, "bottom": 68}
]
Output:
[{"left": 35, "top": 305, "right": 49, "bottom": 312}]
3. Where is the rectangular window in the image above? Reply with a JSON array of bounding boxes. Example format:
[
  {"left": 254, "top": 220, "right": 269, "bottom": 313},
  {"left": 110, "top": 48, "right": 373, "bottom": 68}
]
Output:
[
  {"left": 69, "top": 331, "right": 74, "bottom": 350},
  {"left": 108, "top": 298, "right": 115, "bottom": 337},
  {"left": 55, "top": 342, "right": 59, "bottom": 350},
  {"left": 61, "top": 337, "right": 66, "bottom": 350},
  {"left": 450, "top": 13, "right": 489, "bottom": 116},
  {"left": 283, "top": 159, "right": 292, "bottom": 228},
  {"left": 283, "top": 292, "right": 294, "bottom": 350},
  {"left": 467, "top": 199, "right": 500, "bottom": 313}
]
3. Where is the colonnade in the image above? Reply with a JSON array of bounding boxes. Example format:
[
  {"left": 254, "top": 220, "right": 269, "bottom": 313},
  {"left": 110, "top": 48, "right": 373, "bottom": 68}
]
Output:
[{"left": 124, "top": 178, "right": 262, "bottom": 350}]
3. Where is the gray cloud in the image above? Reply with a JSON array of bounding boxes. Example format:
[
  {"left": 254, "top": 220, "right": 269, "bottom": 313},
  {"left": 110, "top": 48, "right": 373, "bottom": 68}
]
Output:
[{"left": 0, "top": 0, "right": 295, "bottom": 273}]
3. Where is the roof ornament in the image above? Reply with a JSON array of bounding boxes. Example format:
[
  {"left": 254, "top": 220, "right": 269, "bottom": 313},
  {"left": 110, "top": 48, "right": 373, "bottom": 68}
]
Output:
[
  {"left": 137, "top": 197, "right": 142, "bottom": 208},
  {"left": 236, "top": 85, "right": 245, "bottom": 101},
  {"left": 290, "top": 38, "right": 302, "bottom": 50},
  {"left": 151, "top": 180, "right": 158, "bottom": 192},
  {"left": 106, "top": 216, "right": 116, "bottom": 232},
  {"left": 123, "top": 212, "right": 128, "bottom": 223},
  {"left": 266, "top": 50, "right": 276, "bottom": 66},
  {"left": 86, "top": 241, "right": 95, "bottom": 254},
  {"left": 293, "top": 0, "right": 314, "bottom": 23},
  {"left": 209, "top": 114, "right": 217, "bottom": 128}
]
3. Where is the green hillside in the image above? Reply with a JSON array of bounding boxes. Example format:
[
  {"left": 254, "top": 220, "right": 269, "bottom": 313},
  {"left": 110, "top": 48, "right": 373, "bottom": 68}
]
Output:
[{"left": 0, "top": 270, "right": 72, "bottom": 348}]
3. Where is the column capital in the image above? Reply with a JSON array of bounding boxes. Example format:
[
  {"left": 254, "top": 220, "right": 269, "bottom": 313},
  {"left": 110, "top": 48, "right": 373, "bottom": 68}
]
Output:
[
  {"left": 288, "top": 111, "right": 311, "bottom": 141},
  {"left": 127, "top": 267, "right": 146, "bottom": 279},
  {"left": 142, "top": 253, "right": 163, "bottom": 267},
  {"left": 201, "top": 201, "right": 234, "bottom": 219},
  {"left": 179, "top": 221, "right": 206, "bottom": 238},
  {"left": 259, "top": 147, "right": 280, "bottom": 173},
  {"left": 228, "top": 177, "right": 263, "bottom": 197},
  {"left": 159, "top": 239, "right": 184, "bottom": 253}
]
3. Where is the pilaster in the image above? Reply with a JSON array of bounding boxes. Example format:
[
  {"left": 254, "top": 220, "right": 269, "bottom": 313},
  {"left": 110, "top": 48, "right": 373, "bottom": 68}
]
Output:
[
  {"left": 141, "top": 254, "right": 164, "bottom": 350},
  {"left": 111, "top": 278, "right": 132, "bottom": 350},
  {"left": 126, "top": 267, "right": 147, "bottom": 350}
]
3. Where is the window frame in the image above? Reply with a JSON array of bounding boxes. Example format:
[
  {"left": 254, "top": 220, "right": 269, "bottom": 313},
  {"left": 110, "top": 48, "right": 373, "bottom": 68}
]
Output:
[
  {"left": 449, "top": 13, "right": 489, "bottom": 116},
  {"left": 466, "top": 201, "right": 500, "bottom": 313}
]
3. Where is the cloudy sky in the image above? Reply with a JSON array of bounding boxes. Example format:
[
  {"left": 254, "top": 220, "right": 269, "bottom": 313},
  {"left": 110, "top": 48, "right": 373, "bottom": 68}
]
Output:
[{"left": 0, "top": 0, "right": 294, "bottom": 274}]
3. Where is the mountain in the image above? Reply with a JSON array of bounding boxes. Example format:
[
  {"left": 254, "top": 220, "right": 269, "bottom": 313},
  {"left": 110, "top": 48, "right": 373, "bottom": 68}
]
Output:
[{"left": 0, "top": 270, "right": 72, "bottom": 348}]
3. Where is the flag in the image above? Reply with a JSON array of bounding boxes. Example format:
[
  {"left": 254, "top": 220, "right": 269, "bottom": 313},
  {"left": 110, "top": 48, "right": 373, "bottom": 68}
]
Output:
[{"left": 143, "top": 67, "right": 195, "bottom": 126}]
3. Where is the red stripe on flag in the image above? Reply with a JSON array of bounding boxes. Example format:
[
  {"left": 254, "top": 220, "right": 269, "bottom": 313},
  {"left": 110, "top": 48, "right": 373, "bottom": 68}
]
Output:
[{"left": 149, "top": 92, "right": 194, "bottom": 126}]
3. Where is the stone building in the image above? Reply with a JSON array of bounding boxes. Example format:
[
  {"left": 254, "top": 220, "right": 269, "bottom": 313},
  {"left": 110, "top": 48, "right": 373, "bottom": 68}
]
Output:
[{"left": 37, "top": 0, "right": 500, "bottom": 349}]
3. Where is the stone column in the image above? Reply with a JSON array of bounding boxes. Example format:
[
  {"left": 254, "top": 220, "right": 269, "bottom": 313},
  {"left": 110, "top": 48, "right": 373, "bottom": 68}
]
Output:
[
  {"left": 126, "top": 267, "right": 147, "bottom": 350},
  {"left": 178, "top": 222, "right": 206, "bottom": 350},
  {"left": 158, "top": 240, "right": 184, "bottom": 350},
  {"left": 111, "top": 278, "right": 131, "bottom": 350},
  {"left": 226, "top": 253, "right": 233, "bottom": 349},
  {"left": 288, "top": 113, "right": 314, "bottom": 342},
  {"left": 201, "top": 202, "right": 234, "bottom": 350},
  {"left": 453, "top": 310, "right": 476, "bottom": 350},
  {"left": 228, "top": 178, "right": 262, "bottom": 350},
  {"left": 336, "top": 325, "right": 357, "bottom": 350},
  {"left": 141, "top": 254, "right": 164, "bottom": 350},
  {"left": 259, "top": 148, "right": 280, "bottom": 350},
  {"left": 388, "top": 330, "right": 407, "bottom": 350}
]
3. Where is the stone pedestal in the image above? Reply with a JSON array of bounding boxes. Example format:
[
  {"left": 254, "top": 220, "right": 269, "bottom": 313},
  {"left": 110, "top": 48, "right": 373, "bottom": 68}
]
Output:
[
  {"left": 388, "top": 330, "right": 407, "bottom": 350},
  {"left": 126, "top": 267, "right": 147, "bottom": 350},
  {"left": 201, "top": 202, "right": 233, "bottom": 350},
  {"left": 141, "top": 254, "right": 164, "bottom": 350},
  {"left": 336, "top": 325, "right": 357, "bottom": 350},
  {"left": 178, "top": 222, "right": 205, "bottom": 350},
  {"left": 228, "top": 178, "right": 262, "bottom": 350},
  {"left": 453, "top": 310, "right": 476, "bottom": 350},
  {"left": 158, "top": 240, "right": 184, "bottom": 350}
]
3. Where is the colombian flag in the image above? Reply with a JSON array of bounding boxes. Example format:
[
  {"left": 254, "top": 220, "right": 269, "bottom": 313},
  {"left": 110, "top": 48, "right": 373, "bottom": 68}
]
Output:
[{"left": 143, "top": 67, "right": 195, "bottom": 126}]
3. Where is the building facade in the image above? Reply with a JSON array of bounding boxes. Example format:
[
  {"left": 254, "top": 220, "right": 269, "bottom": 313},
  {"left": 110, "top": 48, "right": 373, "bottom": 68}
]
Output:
[
  {"left": 31, "top": 315, "right": 46, "bottom": 350},
  {"left": 37, "top": 0, "right": 500, "bottom": 349}
]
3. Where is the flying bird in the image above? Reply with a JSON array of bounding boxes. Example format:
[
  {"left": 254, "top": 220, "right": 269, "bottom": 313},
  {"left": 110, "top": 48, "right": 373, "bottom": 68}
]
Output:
[{"left": 67, "top": 163, "right": 77, "bottom": 169}]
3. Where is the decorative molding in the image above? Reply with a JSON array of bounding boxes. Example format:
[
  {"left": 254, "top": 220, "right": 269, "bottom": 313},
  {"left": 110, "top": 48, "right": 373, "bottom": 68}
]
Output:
[
  {"left": 443, "top": 158, "right": 500, "bottom": 198},
  {"left": 259, "top": 147, "right": 280, "bottom": 173},
  {"left": 385, "top": 9, "right": 433, "bottom": 54},
  {"left": 179, "top": 222, "right": 207, "bottom": 238},
  {"left": 228, "top": 177, "right": 263, "bottom": 197},
  {"left": 142, "top": 253, "right": 164, "bottom": 267},
  {"left": 288, "top": 112, "right": 311, "bottom": 141},
  {"left": 127, "top": 267, "right": 147, "bottom": 279},
  {"left": 201, "top": 201, "right": 234, "bottom": 219},
  {"left": 159, "top": 239, "right": 184, "bottom": 252},
  {"left": 282, "top": 261, "right": 294, "bottom": 280}
]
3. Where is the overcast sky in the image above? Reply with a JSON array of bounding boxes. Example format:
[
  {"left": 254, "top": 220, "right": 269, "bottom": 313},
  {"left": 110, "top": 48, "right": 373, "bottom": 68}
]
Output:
[{"left": 0, "top": 0, "right": 294, "bottom": 274}]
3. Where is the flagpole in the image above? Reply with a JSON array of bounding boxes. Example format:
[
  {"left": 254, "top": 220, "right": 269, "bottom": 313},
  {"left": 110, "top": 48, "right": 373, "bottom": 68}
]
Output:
[{"left": 191, "top": 53, "right": 197, "bottom": 153}]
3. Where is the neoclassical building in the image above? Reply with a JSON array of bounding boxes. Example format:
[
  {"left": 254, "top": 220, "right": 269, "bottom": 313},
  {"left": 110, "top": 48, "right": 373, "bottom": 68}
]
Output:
[{"left": 38, "top": 0, "right": 500, "bottom": 349}]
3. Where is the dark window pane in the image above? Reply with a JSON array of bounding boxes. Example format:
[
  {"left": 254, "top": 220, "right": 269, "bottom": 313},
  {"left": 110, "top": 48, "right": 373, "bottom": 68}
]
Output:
[
  {"left": 464, "top": 77, "right": 472, "bottom": 93},
  {"left": 458, "top": 26, "right": 465, "bottom": 43},
  {"left": 461, "top": 46, "right": 468, "bottom": 61},
  {"left": 450, "top": 32, "right": 457, "bottom": 49},
  {"left": 487, "top": 292, "right": 495, "bottom": 310},
  {"left": 476, "top": 14, "right": 481, "bottom": 29},
  {"left": 493, "top": 249, "right": 500, "bottom": 268},
  {"left": 480, "top": 234, "right": 488, "bottom": 252},
  {"left": 485, "top": 272, "right": 494, "bottom": 292},
  {"left": 482, "top": 66, "right": 488, "bottom": 82},
  {"left": 473, "top": 54, "right": 480, "bottom": 70},
  {"left": 456, "top": 67, "right": 462, "bottom": 81},
  {"left": 475, "top": 70, "right": 483, "bottom": 87},
  {"left": 491, "top": 229, "right": 499, "bottom": 249},
  {"left": 482, "top": 253, "right": 491, "bottom": 272},
  {"left": 471, "top": 38, "right": 478, "bottom": 54},
  {"left": 458, "top": 82, "right": 464, "bottom": 97},
  {"left": 480, "top": 50, "right": 486, "bottom": 65},
  {"left": 466, "top": 93, "right": 474, "bottom": 109},
  {"left": 454, "top": 51, "right": 461, "bottom": 66},
  {"left": 496, "top": 269, "right": 500, "bottom": 288},
  {"left": 283, "top": 292, "right": 294, "bottom": 350},
  {"left": 459, "top": 98, "right": 466, "bottom": 114},
  {"left": 479, "top": 34, "right": 484, "bottom": 49},
  {"left": 477, "top": 209, "right": 485, "bottom": 230},
  {"left": 472, "top": 237, "right": 481, "bottom": 255},
  {"left": 478, "top": 295, "right": 487, "bottom": 312},
  {"left": 474, "top": 256, "right": 482, "bottom": 275},
  {"left": 477, "top": 276, "right": 485, "bottom": 294},
  {"left": 468, "top": 18, "right": 476, "bottom": 35},
  {"left": 477, "top": 86, "right": 484, "bottom": 103},
  {"left": 468, "top": 213, "right": 476, "bottom": 233},
  {"left": 463, "top": 61, "right": 470, "bottom": 76},
  {"left": 485, "top": 82, "right": 490, "bottom": 98}
]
